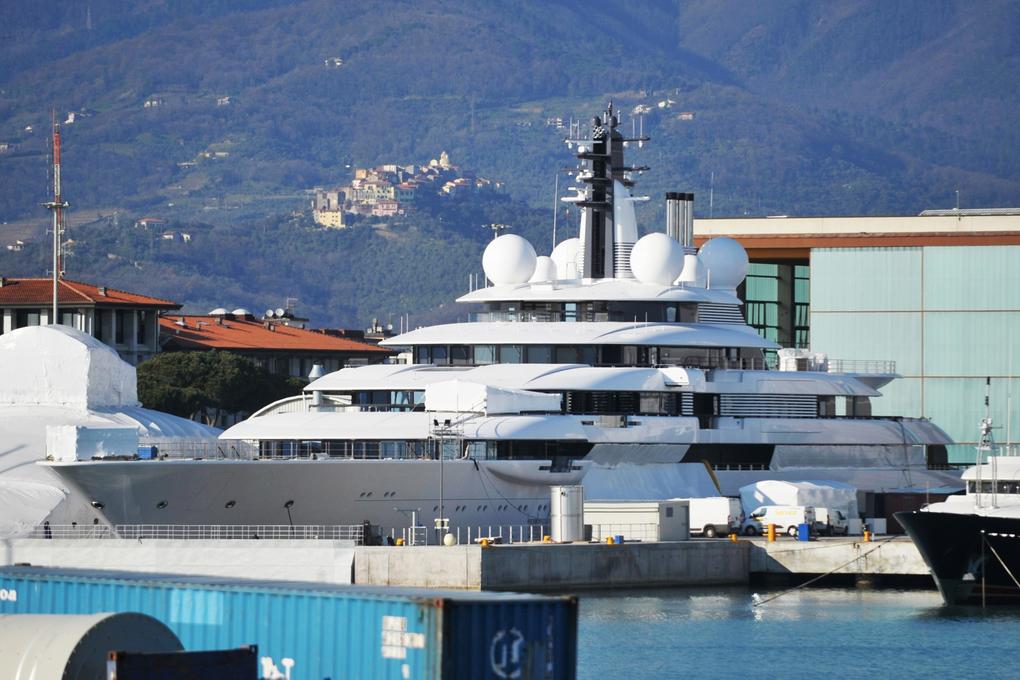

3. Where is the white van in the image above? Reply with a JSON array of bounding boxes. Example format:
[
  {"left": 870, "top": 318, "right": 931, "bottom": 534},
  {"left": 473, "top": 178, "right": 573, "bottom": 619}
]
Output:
[
  {"left": 814, "top": 507, "right": 850, "bottom": 536},
  {"left": 742, "top": 505, "right": 816, "bottom": 537},
  {"left": 684, "top": 497, "right": 744, "bottom": 538}
]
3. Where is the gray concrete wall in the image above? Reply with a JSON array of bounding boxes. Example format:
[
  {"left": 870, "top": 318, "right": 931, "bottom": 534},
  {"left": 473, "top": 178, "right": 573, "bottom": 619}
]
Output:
[
  {"left": 354, "top": 541, "right": 749, "bottom": 591},
  {"left": 749, "top": 537, "right": 928, "bottom": 576},
  {"left": 480, "top": 541, "right": 749, "bottom": 591},
  {"left": 1, "top": 539, "right": 355, "bottom": 584},
  {"left": 355, "top": 546, "right": 482, "bottom": 588}
]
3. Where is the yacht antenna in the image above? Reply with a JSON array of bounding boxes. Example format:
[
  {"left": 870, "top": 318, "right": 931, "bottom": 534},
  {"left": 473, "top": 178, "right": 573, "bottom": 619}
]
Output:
[
  {"left": 710, "top": 171, "right": 715, "bottom": 218},
  {"left": 485, "top": 223, "right": 511, "bottom": 240},
  {"left": 1007, "top": 345, "right": 1014, "bottom": 455},
  {"left": 552, "top": 173, "right": 559, "bottom": 249},
  {"left": 976, "top": 377, "right": 996, "bottom": 508},
  {"left": 43, "top": 113, "right": 69, "bottom": 325}
]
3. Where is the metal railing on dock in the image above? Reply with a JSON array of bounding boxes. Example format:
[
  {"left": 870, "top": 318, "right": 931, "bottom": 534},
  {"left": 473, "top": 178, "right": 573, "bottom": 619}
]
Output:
[
  {"left": 393, "top": 524, "right": 549, "bottom": 546},
  {"left": 27, "top": 524, "right": 365, "bottom": 543},
  {"left": 589, "top": 523, "right": 661, "bottom": 542}
]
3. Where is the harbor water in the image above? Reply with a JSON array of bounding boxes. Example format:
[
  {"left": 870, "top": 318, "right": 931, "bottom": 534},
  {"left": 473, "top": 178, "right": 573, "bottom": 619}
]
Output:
[{"left": 577, "top": 587, "right": 1020, "bottom": 680}]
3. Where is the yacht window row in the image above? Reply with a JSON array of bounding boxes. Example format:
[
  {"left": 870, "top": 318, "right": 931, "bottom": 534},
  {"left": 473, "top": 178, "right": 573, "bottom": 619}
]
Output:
[
  {"left": 967, "top": 480, "right": 1020, "bottom": 494},
  {"left": 469, "top": 301, "right": 700, "bottom": 324},
  {"left": 257, "top": 438, "right": 593, "bottom": 462},
  {"left": 412, "top": 343, "right": 766, "bottom": 369},
  {"left": 318, "top": 389, "right": 872, "bottom": 419}
]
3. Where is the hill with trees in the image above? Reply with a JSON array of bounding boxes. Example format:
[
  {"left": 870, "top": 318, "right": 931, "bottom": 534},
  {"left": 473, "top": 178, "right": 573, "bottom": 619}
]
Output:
[{"left": 1, "top": 0, "right": 1017, "bottom": 326}]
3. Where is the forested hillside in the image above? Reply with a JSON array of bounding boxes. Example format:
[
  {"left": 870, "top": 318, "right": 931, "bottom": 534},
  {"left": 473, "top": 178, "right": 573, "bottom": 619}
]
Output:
[{"left": 1, "top": 0, "right": 1017, "bottom": 326}]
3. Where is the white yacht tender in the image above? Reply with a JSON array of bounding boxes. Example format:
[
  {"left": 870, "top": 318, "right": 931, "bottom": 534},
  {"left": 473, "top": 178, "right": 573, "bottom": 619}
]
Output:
[{"left": 46, "top": 103, "right": 961, "bottom": 537}]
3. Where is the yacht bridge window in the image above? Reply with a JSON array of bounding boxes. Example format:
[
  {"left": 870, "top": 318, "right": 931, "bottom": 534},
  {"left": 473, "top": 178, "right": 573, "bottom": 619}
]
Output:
[
  {"left": 968, "top": 480, "right": 1020, "bottom": 494},
  {"left": 341, "top": 390, "right": 424, "bottom": 411}
]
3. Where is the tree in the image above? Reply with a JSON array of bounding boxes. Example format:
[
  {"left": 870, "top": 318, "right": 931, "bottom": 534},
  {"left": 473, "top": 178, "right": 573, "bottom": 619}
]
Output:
[{"left": 137, "top": 350, "right": 304, "bottom": 424}]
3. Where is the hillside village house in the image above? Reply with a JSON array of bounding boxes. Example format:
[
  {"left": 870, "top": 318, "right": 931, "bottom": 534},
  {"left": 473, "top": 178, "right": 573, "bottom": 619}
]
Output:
[
  {"left": 0, "top": 277, "right": 180, "bottom": 365},
  {"left": 311, "top": 150, "right": 503, "bottom": 227}
]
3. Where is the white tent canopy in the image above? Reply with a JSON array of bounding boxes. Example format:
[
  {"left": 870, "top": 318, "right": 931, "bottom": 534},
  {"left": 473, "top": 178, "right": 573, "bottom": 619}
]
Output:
[{"left": 739, "top": 479, "right": 859, "bottom": 519}]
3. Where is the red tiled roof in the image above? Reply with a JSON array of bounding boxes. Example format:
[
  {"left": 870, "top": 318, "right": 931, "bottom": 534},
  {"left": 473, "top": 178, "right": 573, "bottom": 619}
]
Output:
[
  {"left": 160, "top": 315, "right": 394, "bottom": 354},
  {"left": 0, "top": 278, "right": 180, "bottom": 308}
]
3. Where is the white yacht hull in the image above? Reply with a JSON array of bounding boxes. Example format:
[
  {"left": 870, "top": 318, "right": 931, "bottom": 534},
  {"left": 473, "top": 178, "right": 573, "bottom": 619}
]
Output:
[
  {"left": 46, "top": 458, "right": 586, "bottom": 536},
  {"left": 46, "top": 439, "right": 963, "bottom": 534}
]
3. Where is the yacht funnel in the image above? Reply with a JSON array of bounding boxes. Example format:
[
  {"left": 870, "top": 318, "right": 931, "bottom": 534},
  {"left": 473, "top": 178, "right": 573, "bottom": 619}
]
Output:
[{"left": 666, "top": 192, "right": 695, "bottom": 252}]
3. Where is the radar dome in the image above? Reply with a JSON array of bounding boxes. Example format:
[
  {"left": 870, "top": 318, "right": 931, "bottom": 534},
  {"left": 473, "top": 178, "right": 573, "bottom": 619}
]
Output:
[
  {"left": 482, "top": 234, "right": 537, "bottom": 285},
  {"left": 550, "top": 238, "right": 581, "bottom": 280},
  {"left": 529, "top": 255, "right": 557, "bottom": 282},
  {"left": 629, "top": 233, "right": 684, "bottom": 285},
  {"left": 698, "top": 237, "right": 748, "bottom": 289}
]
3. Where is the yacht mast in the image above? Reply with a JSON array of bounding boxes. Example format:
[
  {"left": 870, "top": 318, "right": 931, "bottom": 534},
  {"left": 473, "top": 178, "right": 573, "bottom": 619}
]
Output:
[{"left": 568, "top": 102, "right": 648, "bottom": 279}]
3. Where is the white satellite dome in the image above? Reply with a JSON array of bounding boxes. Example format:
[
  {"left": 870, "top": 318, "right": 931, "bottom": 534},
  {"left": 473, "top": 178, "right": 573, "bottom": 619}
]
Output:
[
  {"left": 208, "top": 308, "right": 228, "bottom": 316},
  {"left": 550, "top": 237, "right": 581, "bottom": 279},
  {"left": 529, "top": 255, "right": 558, "bottom": 282},
  {"left": 629, "top": 233, "right": 684, "bottom": 285},
  {"left": 231, "top": 308, "right": 251, "bottom": 316},
  {"left": 482, "top": 234, "right": 537, "bottom": 285},
  {"left": 698, "top": 237, "right": 748, "bottom": 289}
]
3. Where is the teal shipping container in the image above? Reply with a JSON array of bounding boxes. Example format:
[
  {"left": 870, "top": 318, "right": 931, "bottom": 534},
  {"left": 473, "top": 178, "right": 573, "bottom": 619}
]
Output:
[{"left": 0, "top": 566, "right": 577, "bottom": 679}]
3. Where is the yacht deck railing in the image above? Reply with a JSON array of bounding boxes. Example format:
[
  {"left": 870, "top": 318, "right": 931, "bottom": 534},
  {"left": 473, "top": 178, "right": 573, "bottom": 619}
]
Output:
[
  {"left": 826, "top": 359, "right": 897, "bottom": 374},
  {"left": 25, "top": 523, "right": 365, "bottom": 542}
]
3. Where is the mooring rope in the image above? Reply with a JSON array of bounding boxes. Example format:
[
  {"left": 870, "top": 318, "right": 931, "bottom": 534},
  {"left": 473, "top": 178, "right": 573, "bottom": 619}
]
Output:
[
  {"left": 983, "top": 534, "right": 1020, "bottom": 591},
  {"left": 752, "top": 536, "right": 897, "bottom": 607}
]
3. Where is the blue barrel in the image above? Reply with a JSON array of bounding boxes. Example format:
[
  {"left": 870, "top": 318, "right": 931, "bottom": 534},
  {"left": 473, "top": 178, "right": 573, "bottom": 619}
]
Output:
[
  {"left": 614, "top": 535, "right": 625, "bottom": 545},
  {"left": 797, "top": 523, "right": 811, "bottom": 541}
]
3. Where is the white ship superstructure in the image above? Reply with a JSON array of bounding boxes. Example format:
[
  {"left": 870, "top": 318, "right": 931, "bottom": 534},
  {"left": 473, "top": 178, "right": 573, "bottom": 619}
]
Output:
[{"left": 45, "top": 104, "right": 961, "bottom": 537}]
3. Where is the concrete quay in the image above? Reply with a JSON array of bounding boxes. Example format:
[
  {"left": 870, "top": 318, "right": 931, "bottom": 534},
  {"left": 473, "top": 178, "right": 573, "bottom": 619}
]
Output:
[
  {"left": 355, "top": 540, "right": 750, "bottom": 591},
  {"left": 748, "top": 535, "right": 929, "bottom": 580},
  {"left": 2, "top": 538, "right": 357, "bottom": 584},
  {"left": 1, "top": 536, "right": 930, "bottom": 591}
]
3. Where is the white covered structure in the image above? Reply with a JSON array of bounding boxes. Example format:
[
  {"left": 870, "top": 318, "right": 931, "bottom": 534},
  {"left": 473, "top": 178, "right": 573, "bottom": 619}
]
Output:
[
  {"left": 423, "top": 380, "right": 562, "bottom": 415},
  {"left": 0, "top": 326, "right": 219, "bottom": 536},
  {"left": 739, "top": 479, "right": 859, "bottom": 520}
]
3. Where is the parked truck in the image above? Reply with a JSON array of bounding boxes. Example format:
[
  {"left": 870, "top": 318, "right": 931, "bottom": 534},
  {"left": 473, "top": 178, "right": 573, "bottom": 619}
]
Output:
[
  {"left": 814, "top": 507, "right": 850, "bottom": 536},
  {"left": 683, "top": 497, "right": 744, "bottom": 538},
  {"left": 742, "top": 505, "right": 816, "bottom": 537}
]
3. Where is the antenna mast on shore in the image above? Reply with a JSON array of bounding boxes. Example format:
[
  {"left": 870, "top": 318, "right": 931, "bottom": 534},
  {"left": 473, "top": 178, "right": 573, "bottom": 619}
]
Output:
[{"left": 43, "top": 113, "right": 68, "bottom": 324}]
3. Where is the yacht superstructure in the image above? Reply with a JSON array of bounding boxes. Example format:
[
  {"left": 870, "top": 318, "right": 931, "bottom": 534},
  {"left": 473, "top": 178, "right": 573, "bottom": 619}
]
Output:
[{"left": 45, "top": 104, "right": 961, "bottom": 537}]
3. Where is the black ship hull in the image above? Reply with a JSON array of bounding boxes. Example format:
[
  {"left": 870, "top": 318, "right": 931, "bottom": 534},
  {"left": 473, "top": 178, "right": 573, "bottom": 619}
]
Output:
[{"left": 896, "top": 510, "right": 1020, "bottom": 606}]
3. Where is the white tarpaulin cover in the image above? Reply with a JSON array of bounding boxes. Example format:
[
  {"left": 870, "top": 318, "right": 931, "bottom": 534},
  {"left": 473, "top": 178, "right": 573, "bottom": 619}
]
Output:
[
  {"left": 424, "top": 380, "right": 562, "bottom": 415},
  {"left": 0, "top": 479, "right": 68, "bottom": 537},
  {"left": 739, "top": 479, "right": 859, "bottom": 519},
  {"left": 0, "top": 325, "right": 220, "bottom": 532},
  {"left": 0, "top": 325, "right": 137, "bottom": 408},
  {"left": 583, "top": 463, "right": 720, "bottom": 501}
]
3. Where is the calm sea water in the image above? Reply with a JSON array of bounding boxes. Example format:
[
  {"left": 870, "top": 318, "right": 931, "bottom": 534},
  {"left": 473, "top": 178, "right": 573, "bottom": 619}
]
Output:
[{"left": 577, "top": 587, "right": 1020, "bottom": 680}]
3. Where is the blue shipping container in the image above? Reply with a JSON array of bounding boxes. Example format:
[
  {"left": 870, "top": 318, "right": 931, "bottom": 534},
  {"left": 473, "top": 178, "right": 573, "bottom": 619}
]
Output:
[{"left": 0, "top": 566, "right": 577, "bottom": 680}]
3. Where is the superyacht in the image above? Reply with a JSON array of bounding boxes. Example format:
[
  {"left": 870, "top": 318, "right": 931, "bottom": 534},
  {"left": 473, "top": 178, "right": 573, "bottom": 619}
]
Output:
[
  {"left": 897, "top": 415, "right": 1020, "bottom": 605},
  {"left": 46, "top": 104, "right": 961, "bottom": 536}
]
